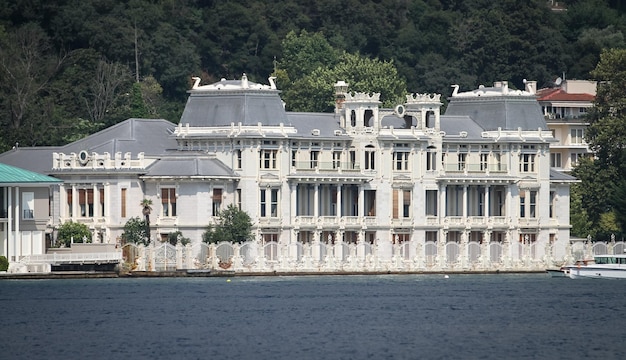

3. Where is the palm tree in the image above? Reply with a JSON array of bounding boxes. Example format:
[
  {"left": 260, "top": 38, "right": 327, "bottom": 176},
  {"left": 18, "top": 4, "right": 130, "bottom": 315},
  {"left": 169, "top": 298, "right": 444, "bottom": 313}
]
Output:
[{"left": 140, "top": 199, "right": 153, "bottom": 244}]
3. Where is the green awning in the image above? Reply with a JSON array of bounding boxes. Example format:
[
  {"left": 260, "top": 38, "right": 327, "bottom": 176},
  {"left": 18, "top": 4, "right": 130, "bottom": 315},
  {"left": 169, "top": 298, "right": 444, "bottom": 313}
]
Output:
[{"left": 0, "top": 162, "right": 61, "bottom": 185}]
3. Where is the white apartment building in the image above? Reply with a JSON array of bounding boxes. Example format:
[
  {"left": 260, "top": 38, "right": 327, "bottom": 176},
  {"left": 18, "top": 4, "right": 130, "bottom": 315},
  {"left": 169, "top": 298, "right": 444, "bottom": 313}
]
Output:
[
  {"left": 0, "top": 75, "right": 577, "bottom": 271},
  {"left": 537, "top": 79, "right": 596, "bottom": 171}
]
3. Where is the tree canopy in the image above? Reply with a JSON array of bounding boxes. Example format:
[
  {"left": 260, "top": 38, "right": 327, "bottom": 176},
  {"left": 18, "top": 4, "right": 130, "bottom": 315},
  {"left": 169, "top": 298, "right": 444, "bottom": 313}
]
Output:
[
  {"left": 0, "top": 0, "right": 624, "bottom": 151},
  {"left": 571, "top": 48, "right": 626, "bottom": 240},
  {"left": 203, "top": 205, "right": 253, "bottom": 244},
  {"left": 57, "top": 221, "right": 91, "bottom": 247}
]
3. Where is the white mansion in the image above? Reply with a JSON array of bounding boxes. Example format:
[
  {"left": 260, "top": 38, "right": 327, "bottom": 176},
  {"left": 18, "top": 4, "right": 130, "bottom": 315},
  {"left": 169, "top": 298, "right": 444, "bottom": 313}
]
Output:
[{"left": 1, "top": 75, "right": 579, "bottom": 272}]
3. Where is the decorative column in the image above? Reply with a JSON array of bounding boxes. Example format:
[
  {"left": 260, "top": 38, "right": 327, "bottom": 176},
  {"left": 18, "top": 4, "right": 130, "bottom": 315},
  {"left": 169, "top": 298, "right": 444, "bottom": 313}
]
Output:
[
  {"left": 358, "top": 186, "right": 365, "bottom": 218},
  {"left": 71, "top": 184, "right": 77, "bottom": 221},
  {"left": 59, "top": 185, "right": 66, "bottom": 221},
  {"left": 440, "top": 183, "right": 447, "bottom": 220},
  {"left": 484, "top": 185, "right": 490, "bottom": 218},
  {"left": 93, "top": 184, "right": 99, "bottom": 218},
  {"left": 290, "top": 182, "right": 297, "bottom": 221},
  {"left": 313, "top": 184, "right": 319, "bottom": 218},
  {"left": 336, "top": 184, "right": 342, "bottom": 218},
  {"left": 462, "top": 184, "right": 468, "bottom": 219},
  {"left": 14, "top": 187, "right": 20, "bottom": 260}
]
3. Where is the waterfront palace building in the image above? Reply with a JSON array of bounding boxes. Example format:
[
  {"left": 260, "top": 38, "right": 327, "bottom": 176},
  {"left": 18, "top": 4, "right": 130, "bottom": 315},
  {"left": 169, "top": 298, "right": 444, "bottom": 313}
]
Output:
[{"left": 0, "top": 75, "right": 579, "bottom": 271}]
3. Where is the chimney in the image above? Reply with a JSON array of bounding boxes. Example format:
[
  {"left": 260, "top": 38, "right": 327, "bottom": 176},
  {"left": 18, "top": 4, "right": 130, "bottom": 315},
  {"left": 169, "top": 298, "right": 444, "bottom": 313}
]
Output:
[{"left": 334, "top": 80, "right": 349, "bottom": 113}]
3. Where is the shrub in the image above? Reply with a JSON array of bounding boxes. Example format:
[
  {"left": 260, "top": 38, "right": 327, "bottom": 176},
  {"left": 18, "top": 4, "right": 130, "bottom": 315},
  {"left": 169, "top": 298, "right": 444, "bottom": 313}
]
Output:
[
  {"left": 0, "top": 255, "right": 8, "bottom": 271},
  {"left": 57, "top": 221, "right": 92, "bottom": 247}
]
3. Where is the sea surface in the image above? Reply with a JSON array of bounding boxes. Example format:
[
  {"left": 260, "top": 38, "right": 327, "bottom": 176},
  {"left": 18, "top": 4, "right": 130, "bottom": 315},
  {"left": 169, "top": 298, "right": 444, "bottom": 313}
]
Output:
[{"left": 1, "top": 273, "right": 625, "bottom": 360}]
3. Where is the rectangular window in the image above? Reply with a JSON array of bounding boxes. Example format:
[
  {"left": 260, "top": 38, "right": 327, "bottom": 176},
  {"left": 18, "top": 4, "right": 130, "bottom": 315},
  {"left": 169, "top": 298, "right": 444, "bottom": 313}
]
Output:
[
  {"left": 235, "top": 149, "right": 242, "bottom": 169},
  {"left": 392, "top": 189, "right": 411, "bottom": 218},
  {"left": 260, "top": 150, "right": 277, "bottom": 169},
  {"left": 349, "top": 150, "right": 357, "bottom": 170},
  {"left": 365, "top": 190, "right": 376, "bottom": 216},
  {"left": 260, "top": 189, "right": 279, "bottom": 218},
  {"left": 550, "top": 153, "right": 562, "bottom": 168},
  {"left": 493, "top": 188, "right": 505, "bottom": 216},
  {"left": 426, "top": 150, "right": 437, "bottom": 171},
  {"left": 99, "top": 188, "right": 105, "bottom": 217},
  {"left": 519, "top": 190, "right": 537, "bottom": 218},
  {"left": 549, "top": 191, "right": 556, "bottom": 218},
  {"left": 393, "top": 152, "right": 409, "bottom": 171},
  {"left": 67, "top": 190, "right": 73, "bottom": 217},
  {"left": 492, "top": 153, "right": 502, "bottom": 171},
  {"left": 333, "top": 151, "right": 342, "bottom": 169},
  {"left": 571, "top": 128, "right": 585, "bottom": 144},
  {"left": 212, "top": 188, "right": 222, "bottom": 216},
  {"left": 292, "top": 150, "right": 297, "bottom": 167},
  {"left": 426, "top": 190, "right": 438, "bottom": 216},
  {"left": 121, "top": 188, "right": 127, "bottom": 218},
  {"left": 161, "top": 188, "right": 177, "bottom": 217},
  {"left": 236, "top": 189, "right": 242, "bottom": 210},
  {"left": 457, "top": 153, "right": 466, "bottom": 171},
  {"left": 403, "top": 190, "right": 411, "bottom": 218},
  {"left": 22, "top": 192, "right": 34, "bottom": 219},
  {"left": 480, "top": 154, "right": 488, "bottom": 171},
  {"left": 310, "top": 151, "right": 319, "bottom": 169},
  {"left": 529, "top": 191, "right": 537, "bottom": 218},
  {"left": 79, "top": 189, "right": 94, "bottom": 217},
  {"left": 520, "top": 154, "right": 535, "bottom": 172},
  {"left": 365, "top": 148, "right": 375, "bottom": 170}
]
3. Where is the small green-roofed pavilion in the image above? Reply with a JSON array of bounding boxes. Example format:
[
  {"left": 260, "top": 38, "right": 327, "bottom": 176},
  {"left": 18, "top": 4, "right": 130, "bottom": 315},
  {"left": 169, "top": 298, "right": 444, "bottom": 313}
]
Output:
[{"left": 0, "top": 162, "right": 61, "bottom": 185}]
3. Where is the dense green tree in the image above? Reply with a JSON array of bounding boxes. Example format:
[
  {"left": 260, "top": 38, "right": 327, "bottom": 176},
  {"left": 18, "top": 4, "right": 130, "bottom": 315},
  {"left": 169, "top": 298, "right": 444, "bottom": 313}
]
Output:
[
  {"left": 202, "top": 205, "right": 253, "bottom": 244},
  {"left": 0, "top": 0, "right": 625, "bottom": 147},
  {"left": 57, "top": 221, "right": 91, "bottom": 247},
  {"left": 121, "top": 217, "right": 148, "bottom": 246},
  {"left": 278, "top": 30, "right": 339, "bottom": 82},
  {"left": 587, "top": 48, "right": 626, "bottom": 167},
  {"left": 129, "top": 82, "right": 149, "bottom": 118},
  {"left": 0, "top": 23, "right": 69, "bottom": 146},
  {"left": 284, "top": 52, "right": 407, "bottom": 112},
  {"left": 573, "top": 48, "right": 626, "bottom": 238}
]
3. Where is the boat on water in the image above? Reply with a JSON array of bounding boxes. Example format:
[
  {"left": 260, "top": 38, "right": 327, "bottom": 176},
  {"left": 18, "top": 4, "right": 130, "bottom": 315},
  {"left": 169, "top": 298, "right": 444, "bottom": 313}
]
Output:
[
  {"left": 564, "top": 254, "right": 626, "bottom": 279},
  {"left": 546, "top": 267, "right": 569, "bottom": 277}
]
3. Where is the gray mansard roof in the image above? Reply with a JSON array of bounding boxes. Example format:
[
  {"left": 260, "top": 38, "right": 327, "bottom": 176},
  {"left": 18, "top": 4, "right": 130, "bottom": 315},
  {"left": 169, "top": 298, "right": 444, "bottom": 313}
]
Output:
[
  {"left": 0, "top": 118, "right": 176, "bottom": 174},
  {"left": 440, "top": 115, "right": 486, "bottom": 140},
  {"left": 180, "top": 76, "right": 290, "bottom": 128},
  {"left": 288, "top": 113, "right": 345, "bottom": 138},
  {"left": 143, "top": 156, "right": 238, "bottom": 179},
  {"left": 444, "top": 85, "right": 547, "bottom": 131}
]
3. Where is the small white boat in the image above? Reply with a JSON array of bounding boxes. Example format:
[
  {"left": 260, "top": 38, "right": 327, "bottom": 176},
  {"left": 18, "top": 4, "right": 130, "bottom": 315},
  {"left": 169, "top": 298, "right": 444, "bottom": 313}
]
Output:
[{"left": 564, "top": 254, "right": 626, "bottom": 279}]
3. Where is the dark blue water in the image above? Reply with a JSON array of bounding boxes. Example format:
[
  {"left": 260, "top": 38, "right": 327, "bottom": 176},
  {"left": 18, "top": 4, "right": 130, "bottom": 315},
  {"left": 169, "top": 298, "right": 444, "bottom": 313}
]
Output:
[{"left": 1, "top": 274, "right": 625, "bottom": 359}]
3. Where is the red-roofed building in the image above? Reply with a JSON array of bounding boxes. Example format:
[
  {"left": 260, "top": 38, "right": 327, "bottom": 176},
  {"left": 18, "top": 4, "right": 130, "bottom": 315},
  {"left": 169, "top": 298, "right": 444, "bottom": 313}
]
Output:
[{"left": 537, "top": 80, "right": 596, "bottom": 171}]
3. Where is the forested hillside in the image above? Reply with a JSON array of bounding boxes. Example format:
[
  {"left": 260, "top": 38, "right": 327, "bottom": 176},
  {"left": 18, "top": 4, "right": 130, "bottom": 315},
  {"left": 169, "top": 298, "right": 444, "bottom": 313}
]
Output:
[{"left": 0, "top": 0, "right": 625, "bottom": 150}]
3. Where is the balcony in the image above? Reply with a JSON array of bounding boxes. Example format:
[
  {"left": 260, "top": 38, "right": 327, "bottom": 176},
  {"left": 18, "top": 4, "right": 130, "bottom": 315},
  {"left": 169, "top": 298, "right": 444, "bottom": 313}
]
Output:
[
  {"left": 519, "top": 218, "right": 539, "bottom": 227},
  {"left": 258, "top": 217, "right": 281, "bottom": 227},
  {"left": 293, "top": 161, "right": 360, "bottom": 173},
  {"left": 391, "top": 218, "right": 413, "bottom": 227},
  {"left": 156, "top": 216, "right": 177, "bottom": 227},
  {"left": 443, "top": 162, "right": 508, "bottom": 174}
]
